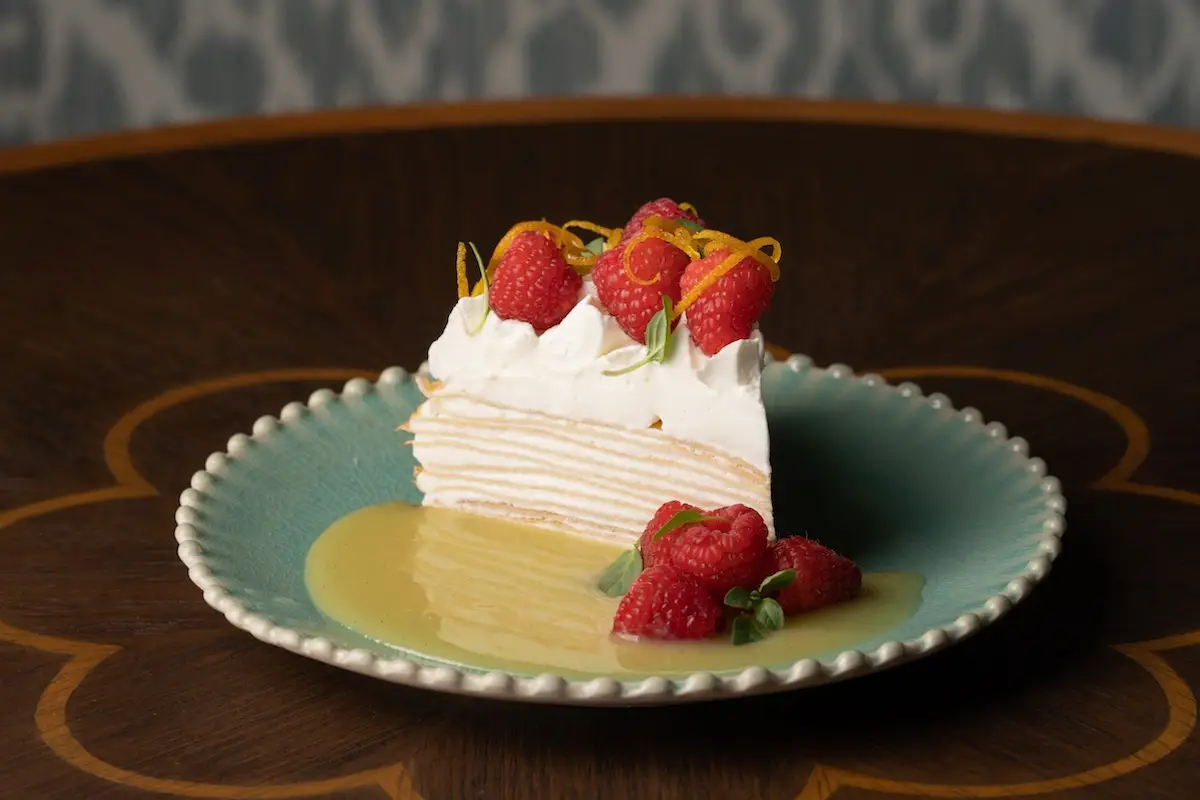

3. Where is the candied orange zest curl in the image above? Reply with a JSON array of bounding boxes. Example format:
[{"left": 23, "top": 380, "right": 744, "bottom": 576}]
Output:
[
  {"left": 621, "top": 230, "right": 657, "bottom": 286},
  {"left": 455, "top": 242, "right": 469, "bottom": 298},
  {"left": 678, "top": 201, "right": 700, "bottom": 217},
  {"left": 620, "top": 217, "right": 704, "bottom": 287},
  {"left": 564, "top": 253, "right": 596, "bottom": 271},
  {"left": 485, "top": 221, "right": 577, "bottom": 275},
  {"left": 672, "top": 248, "right": 749, "bottom": 319},
  {"left": 744, "top": 236, "right": 783, "bottom": 265},
  {"left": 621, "top": 228, "right": 670, "bottom": 286},
  {"left": 561, "top": 220, "right": 616, "bottom": 272},
  {"left": 556, "top": 220, "right": 604, "bottom": 272},
  {"left": 690, "top": 230, "right": 782, "bottom": 279},
  {"left": 672, "top": 235, "right": 782, "bottom": 320},
  {"left": 644, "top": 217, "right": 703, "bottom": 260},
  {"left": 553, "top": 225, "right": 585, "bottom": 250},
  {"left": 475, "top": 220, "right": 585, "bottom": 291},
  {"left": 562, "top": 219, "right": 614, "bottom": 239}
]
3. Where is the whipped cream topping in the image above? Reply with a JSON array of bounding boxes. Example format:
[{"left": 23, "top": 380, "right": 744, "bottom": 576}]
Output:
[{"left": 425, "top": 279, "right": 770, "bottom": 472}]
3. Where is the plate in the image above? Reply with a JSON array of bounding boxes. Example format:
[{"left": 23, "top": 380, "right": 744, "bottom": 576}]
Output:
[{"left": 174, "top": 355, "right": 1066, "bottom": 706}]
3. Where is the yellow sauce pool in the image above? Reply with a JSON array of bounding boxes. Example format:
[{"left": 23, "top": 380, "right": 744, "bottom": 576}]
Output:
[{"left": 305, "top": 502, "right": 924, "bottom": 678}]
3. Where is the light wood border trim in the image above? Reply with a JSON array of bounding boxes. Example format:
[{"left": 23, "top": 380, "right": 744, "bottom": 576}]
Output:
[{"left": 2, "top": 97, "right": 1200, "bottom": 175}]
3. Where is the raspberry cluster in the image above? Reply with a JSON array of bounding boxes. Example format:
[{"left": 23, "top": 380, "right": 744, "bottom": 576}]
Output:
[{"left": 603, "top": 502, "right": 862, "bottom": 644}]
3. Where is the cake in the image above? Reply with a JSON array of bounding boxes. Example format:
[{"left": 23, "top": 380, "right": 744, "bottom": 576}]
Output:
[
  {"left": 405, "top": 199, "right": 781, "bottom": 549},
  {"left": 393, "top": 199, "right": 867, "bottom": 646}
]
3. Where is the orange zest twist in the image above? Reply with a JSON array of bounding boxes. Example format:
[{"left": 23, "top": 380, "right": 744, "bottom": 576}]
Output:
[
  {"left": 672, "top": 232, "right": 782, "bottom": 320},
  {"left": 455, "top": 242, "right": 469, "bottom": 298},
  {"left": 691, "top": 230, "right": 782, "bottom": 275},
  {"left": 678, "top": 201, "right": 700, "bottom": 217},
  {"left": 473, "top": 220, "right": 605, "bottom": 293},
  {"left": 560, "top": 219, "right": 616, "bottom": 270},
  {"left": 484, "top": 221, "right": 578, "bottom": 279},
  {"left": 561, "top": 219, "right": 612, "bottom": 239},
  {"left": 620, "top": 217, "right": 703, "bottom": 287}
]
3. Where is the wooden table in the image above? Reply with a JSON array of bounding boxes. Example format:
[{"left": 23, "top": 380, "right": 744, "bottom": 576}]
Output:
[{"left": 2, "top": 99, "right": 1199, "bottom": 800}]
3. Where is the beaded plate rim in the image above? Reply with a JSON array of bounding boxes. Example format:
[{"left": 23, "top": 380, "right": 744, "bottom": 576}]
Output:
[{"left": 173, "top": 355, "right": 1067, "bottom": 707}]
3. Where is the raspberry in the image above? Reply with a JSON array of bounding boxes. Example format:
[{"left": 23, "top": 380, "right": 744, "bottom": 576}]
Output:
[
  {"left": 488, "top": 231, "right": 582, "bottom": 333},
  {"left": 611, "top": 565, "right": 722, "bottom": 641},
  {"left": 591, "top": 238, "right": 690, "bottom": 343},
  {"left": 668, "top": 504, "right": 770, "bottom": 596},
  {"left": 764, "top": 537, "right": 862, "bottom": 615},
  {"left": 679, "top": 249, "right": 775, "bottom": 356},
  {"left": 622, "top": 198, "right": 704, "bottom": 241},
  {"left": 638, "top": 500, "right": 700, "bottom": 568}
]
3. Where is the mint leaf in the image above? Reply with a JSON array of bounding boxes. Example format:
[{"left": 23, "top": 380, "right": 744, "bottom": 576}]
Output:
[
  {"left": 660, "top": 296, "right": 679, "bottom": 359},
  {"left": 724, "top": 586, "right": 754, "bottom": 610},
  {"left": 758, "top": 568, "right": 797, "bottom": 597},
  {"left": 647, "top": 296, "right": 669, "bottom": 350},
  {"left": 679, "top": 220, "right": 703, "bottom": 233},
  {"left": 730, "top": 576, "right": 790, "bottom": 645},
  {"left": 755, "top": 597, "right": 785, "bottom": 631},
  {"left": 602, "top": 296, "right": 676, "bottom": 376},
  {"left": 597, "top": 547, "right": 642, "bottom": 597},
  {"left": 585, "top": 236, "right": 606, "bottom": 255},
  {"left": 466, "top": 241, "right": 490, "bottom": 335},
  {"left": 651, "top": 508, "right": 725, "bottom": 542},
  {"left": 731, "top": 615, "right": 767, "bottom": 646}
]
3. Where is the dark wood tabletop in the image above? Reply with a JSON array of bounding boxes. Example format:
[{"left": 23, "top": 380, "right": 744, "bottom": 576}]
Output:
[{"left": 3, "top": 98, "right": 1199, "bottom": 800}]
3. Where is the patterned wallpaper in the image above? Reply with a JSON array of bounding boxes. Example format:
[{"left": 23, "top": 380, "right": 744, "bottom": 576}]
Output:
[{"left": 3, "top": 0, "right": 1200, "bottom": 146}]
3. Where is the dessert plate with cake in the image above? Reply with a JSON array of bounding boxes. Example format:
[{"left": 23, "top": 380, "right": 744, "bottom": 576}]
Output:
[{"left": 174, "top": 199, "right": 1066, "bottom": 705}]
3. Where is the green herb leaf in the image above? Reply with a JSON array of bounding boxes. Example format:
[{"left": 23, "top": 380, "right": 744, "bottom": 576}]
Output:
[
  {"left": 585, "top": 236, "right": 607, "bottom": 255},
  {"left": 659, "top": 295, "right": 677, "bottom": 361},
  {"left": 647, "top": 296, "right": 670, "bottom": 347},
  {"left": 597, "top": 547, "right": 643, "bottom": 597},
  {"left": 679, "top": 220, "right": 703, "bottom": 233},
  {"left": 466, "top": 241, "right": 490, "bottom": 335},
  {"left": 602, "top": 296, "right": 677, "bottom": 377},
  {"left": 651, "top": 508, "right": 725, "bottom": 542},
  {"left": 731, "top": 615, "right": 768, "bottom": 646},
  {"left": 757, "top": 568, "right": 797, "bottom": 597},
  {"left": 724, "top": 586, "right": 754, "bottom": 610},
  {"left": 754, "top": 597, "right": 785, "bottom": 631}
]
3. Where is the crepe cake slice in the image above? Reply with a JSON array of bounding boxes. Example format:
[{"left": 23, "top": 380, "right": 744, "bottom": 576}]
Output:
[{"left": 404, "top": 202, "right": 782, "bottom": 549}]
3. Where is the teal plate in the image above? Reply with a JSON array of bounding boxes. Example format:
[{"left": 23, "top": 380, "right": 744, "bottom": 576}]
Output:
[{"left": 174, "top": 355, "right": 1066, "bottom": 706}]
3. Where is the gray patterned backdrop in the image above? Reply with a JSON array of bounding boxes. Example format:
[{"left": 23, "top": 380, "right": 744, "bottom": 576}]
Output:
[{"left": 3, "top": 0, "right": 1200, "bottom": 147}]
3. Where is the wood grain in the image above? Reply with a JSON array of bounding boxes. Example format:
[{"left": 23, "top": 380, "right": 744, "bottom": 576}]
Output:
[{"left": 2, "top": 100, "right": 1199, "bottom": 799}]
